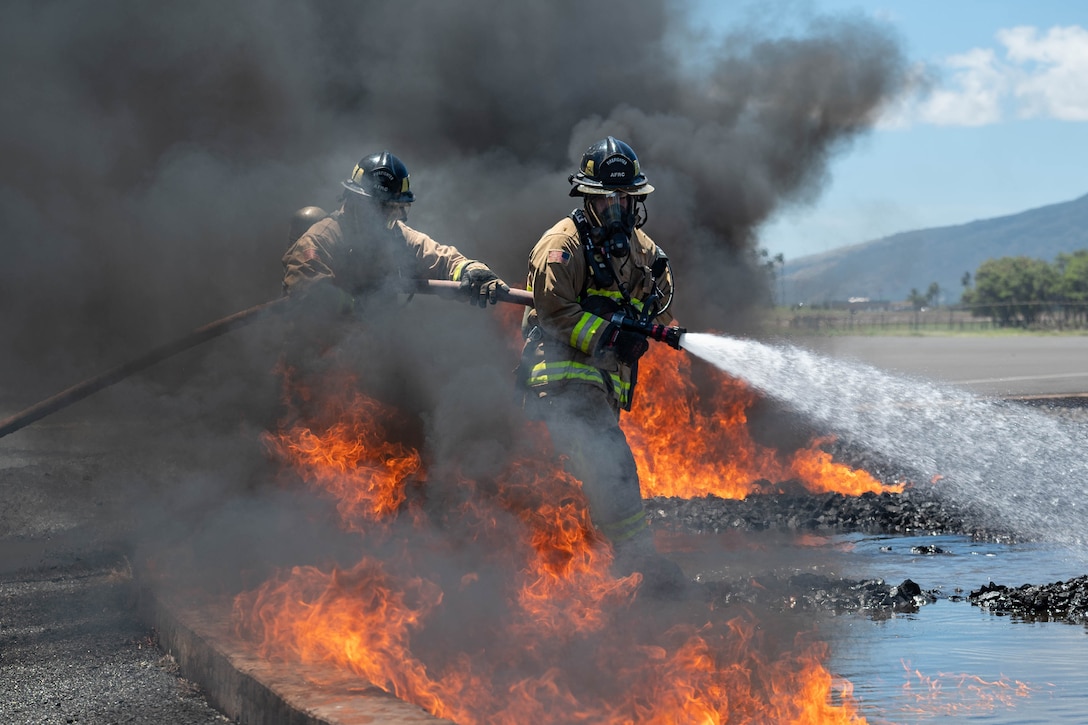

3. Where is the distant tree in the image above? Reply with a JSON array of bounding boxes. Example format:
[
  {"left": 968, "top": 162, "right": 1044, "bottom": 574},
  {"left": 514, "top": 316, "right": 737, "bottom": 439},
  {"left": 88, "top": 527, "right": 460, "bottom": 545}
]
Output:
[
  {"left": 1054, "top": 250, "right": 1088, "bottom": 325},
  {"left": 1055, "top": 250, "right": 1088, "bottom": 302},
  {"left": 961, "top": 271, "right": 971, "bottom": 290},
  {"left": 964, "top": 256, "right": 1058, "bottom": 326},
  {"left": 907, "top": 287, "right": 928, "bottom": 310},
  {"left": 925, "top": 282, "right": 941, "bottom": 307}
]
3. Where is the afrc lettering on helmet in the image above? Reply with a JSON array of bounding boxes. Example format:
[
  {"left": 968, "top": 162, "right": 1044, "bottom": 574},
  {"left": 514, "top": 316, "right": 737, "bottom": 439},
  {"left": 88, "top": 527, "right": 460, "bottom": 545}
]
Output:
[
  {"left": 342, "top": 150, "right": 416, "bottom": 203},
  {"left": 568, "top": 136, "right": 654, "bottom": 197}
]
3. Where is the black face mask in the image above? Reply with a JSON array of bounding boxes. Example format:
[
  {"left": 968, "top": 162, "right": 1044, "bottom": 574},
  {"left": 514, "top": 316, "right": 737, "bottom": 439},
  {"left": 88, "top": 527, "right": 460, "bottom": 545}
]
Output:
[{"left": 590, "top": 194, "right": 635, "bottom": 258}]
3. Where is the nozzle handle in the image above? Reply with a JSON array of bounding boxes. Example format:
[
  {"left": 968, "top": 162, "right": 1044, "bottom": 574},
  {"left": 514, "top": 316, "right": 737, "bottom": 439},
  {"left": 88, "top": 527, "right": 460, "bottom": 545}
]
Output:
[{"left": 609, "top": 313, "right": 686, "bottom": 349}]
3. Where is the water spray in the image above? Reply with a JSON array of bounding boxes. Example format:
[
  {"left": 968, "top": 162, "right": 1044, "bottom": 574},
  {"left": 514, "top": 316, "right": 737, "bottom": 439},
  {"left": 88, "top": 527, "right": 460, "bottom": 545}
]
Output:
[{"left": 677, "top": 332, "right": 1088, "bottom": 553}]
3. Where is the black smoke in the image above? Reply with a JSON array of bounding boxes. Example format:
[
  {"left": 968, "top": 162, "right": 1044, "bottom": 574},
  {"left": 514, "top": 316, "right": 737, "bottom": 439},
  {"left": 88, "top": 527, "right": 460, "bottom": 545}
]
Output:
[
  {"left": 0, "top": 4, "right": 913, "bottom": 716},
  {"left": 0, "top": 0, "right": 909, "bottom": 579},
  {"left": 0, "top": 1, "right": 907, "bottom": 391}
]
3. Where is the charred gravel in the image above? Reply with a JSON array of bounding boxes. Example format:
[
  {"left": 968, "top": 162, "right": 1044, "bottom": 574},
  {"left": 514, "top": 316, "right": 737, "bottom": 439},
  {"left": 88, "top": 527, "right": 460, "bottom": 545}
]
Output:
[
  {"left": 646, "top": 487, "right": 1007, "bottom": 541},
  {"left": 647, "top": 400, "right": 1088, "bottom": 622},
  {"left": 703, "top": 573, "right": 937, "bottom": 617},
  {"left": 969, "top": 576, "right": 1088, "bottom": 624}
]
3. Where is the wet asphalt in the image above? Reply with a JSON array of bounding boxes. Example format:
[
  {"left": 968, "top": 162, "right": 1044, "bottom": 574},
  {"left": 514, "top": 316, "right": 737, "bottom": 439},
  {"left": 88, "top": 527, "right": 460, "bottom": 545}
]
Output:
[
  {"left": 0, "top": 334, "right": 278, "bottom": 725},
  {"left": 0, "top": 410, "right": 234, "bottom": 724}
]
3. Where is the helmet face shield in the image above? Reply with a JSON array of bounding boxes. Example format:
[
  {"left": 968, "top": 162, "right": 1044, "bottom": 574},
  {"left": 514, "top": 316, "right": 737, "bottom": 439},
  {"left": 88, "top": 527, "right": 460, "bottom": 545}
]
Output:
[
  {"left": 587, "top": 192, "right": 635, "bottom": 229},
  {"left": 380, "top": 200, "right": 411, "bottom": 227},
  {"left": 586, "top": 192, "right": 638, "bottom": 258}
]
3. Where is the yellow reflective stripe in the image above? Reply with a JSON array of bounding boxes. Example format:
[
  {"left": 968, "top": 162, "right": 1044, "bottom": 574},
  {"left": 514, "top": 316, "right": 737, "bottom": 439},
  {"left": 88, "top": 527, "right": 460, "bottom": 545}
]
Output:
[
  {"left": 527, "top": 361, "right": 631, "bottom": 406},
  {"left": 527, "top": 361, "right": 605, "bottom": 386},
  {"left": 601, "top": 510, "right": 648, "bottom": 542},
  {"left": 609, "top": 372, "right": 632, "bottom": 406},
  {"left": 451, "top": 260, "right": 469, "bottom": 281},
  {"left": 570, "top": 312, "right": 606, "bottom": 354},
  {"left": 585, "top": 289, "right": 645, "bottom": 313}
]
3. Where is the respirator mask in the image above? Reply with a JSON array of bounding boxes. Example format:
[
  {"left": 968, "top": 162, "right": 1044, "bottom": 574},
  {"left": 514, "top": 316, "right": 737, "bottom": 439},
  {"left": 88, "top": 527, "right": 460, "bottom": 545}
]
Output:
[
  {"left": 588, "top": 192, "right": 637, "bottom": 258},
  {"left": 380, "top": 201, "right": 410, "bottom": 228}
]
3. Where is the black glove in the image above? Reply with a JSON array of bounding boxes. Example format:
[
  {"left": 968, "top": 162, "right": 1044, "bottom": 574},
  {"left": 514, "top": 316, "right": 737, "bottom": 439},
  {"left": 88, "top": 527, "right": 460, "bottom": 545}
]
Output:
[
  {"left": 459, "top": 261, "right": 510, "bottom": 308},
  {"left": 600, "top": 324, "right": 649, "bottom": 365}
]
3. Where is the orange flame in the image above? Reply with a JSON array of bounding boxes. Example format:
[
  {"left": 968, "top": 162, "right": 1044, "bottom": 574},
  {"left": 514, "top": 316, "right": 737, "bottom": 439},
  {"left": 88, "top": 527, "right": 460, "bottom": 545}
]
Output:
[
  {"left": 261, "top": 368, "right": 423, "bottom": 530},
  {"left": 235, "top": 558, "right": 868, "bottom": 724},
  {"left": 233, "top": 343, "right": 883, "bottom": 723},
  {"left": 625, "top": 345, "right": 903, "bottom": 498}
]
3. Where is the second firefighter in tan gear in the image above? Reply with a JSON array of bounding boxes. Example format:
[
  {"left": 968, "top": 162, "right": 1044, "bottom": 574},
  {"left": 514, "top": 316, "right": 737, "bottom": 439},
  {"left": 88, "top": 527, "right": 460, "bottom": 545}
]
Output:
[
  {"left": 521, "top": 136, "right": 686, "bottom": 593},
  {"left": 282, "top": 150, "right": 509, "bottom": 313},
  {"left": 278, "top": 151, "right": 509, "bottom": 429}
]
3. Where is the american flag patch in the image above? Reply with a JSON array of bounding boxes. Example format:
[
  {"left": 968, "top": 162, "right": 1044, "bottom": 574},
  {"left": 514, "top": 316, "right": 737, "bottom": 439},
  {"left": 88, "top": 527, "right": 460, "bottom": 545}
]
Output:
[{"left": 547, "top": 249, "right": 571, "bottom": 264}]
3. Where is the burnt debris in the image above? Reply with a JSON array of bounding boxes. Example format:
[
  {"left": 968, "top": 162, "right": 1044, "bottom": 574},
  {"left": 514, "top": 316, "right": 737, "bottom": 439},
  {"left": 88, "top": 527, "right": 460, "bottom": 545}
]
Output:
[
  {"left": 705, "top": 574, "right": 937, "bottom": 617},
  {"left": 969, "top": 577, "right": 1088, "bottom": 625},
  {"left": 646, "top": 487, "right": 1010, "bottom": 541}
]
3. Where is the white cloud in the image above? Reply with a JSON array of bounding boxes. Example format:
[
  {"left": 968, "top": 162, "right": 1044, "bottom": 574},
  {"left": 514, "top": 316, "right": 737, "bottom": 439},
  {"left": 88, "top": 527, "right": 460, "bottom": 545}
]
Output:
[
  {"left": 883, "top": 24, "right": 1088, "bottom": 127},
  {"left": 917, "top": 48, "right": 1009, "bottom": 126},
  {"left": 1000, "top": 25, "right": 1088, "bottom": 121}
]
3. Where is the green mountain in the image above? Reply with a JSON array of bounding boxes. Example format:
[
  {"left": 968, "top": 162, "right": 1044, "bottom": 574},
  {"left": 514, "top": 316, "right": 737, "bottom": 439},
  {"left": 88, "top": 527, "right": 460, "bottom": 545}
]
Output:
[{"left": 782, "top": 192, "right": 1088, "bottom": 305}]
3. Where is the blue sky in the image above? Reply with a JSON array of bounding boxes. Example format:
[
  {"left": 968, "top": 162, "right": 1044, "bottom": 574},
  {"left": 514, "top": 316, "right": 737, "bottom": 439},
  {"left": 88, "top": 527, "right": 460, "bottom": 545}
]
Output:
[{"left": 691, "top": 0, "right": 1088, "bottom": 262}]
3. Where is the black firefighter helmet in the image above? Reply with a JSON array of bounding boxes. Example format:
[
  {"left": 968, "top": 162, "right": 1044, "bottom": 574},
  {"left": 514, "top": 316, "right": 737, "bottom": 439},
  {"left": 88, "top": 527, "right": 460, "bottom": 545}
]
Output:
[
  {"left": 342, "top": 151, "right": 416, "bottom": 203},
  {"left": 569, "top": 136, "right": 654, "bottom": 197}
]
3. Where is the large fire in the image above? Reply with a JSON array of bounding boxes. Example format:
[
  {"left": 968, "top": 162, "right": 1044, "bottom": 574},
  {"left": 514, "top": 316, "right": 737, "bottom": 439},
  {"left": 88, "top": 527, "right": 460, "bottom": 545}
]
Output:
[
  {"left": 627, "top": 346, "right": 901, "bottom": 498},
  {"left": 234, "top": 334, "right": 895, "bottom": 723}
]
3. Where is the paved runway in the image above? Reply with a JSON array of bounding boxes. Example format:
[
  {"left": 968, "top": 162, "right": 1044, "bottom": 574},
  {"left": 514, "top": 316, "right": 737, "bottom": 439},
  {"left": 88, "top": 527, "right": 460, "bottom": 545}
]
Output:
[{"left": 798, "top": 335, "right": 1088, "bottom": 398}]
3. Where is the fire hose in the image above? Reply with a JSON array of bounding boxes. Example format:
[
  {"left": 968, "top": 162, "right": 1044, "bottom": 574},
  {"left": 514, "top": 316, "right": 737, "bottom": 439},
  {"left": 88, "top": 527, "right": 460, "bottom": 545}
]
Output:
[
  {"left": 0, "top": 297, "right": 290, "bottom": 440},
  {"left": 415, "top": 280, "right": 686, "bottom": 348},
  {"left": 0, "top": 280, "right": 684, "bottom": 439}
]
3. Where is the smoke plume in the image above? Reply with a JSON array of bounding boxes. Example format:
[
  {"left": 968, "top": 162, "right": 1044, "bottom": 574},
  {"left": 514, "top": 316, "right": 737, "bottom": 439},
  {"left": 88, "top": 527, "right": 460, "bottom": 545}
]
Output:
[
  {"left": 0, "top": 0, "right": 907, "bottom": 389},
  {"left": 0, "top": 8, "right": 914, "bottom": 716},
  {"left": 0, "top": 1, "right": 909, "bottom": 564}
]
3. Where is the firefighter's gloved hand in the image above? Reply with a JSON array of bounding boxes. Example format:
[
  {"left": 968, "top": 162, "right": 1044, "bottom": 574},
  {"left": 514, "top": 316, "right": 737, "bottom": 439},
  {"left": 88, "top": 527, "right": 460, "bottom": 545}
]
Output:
[
  {"left": 601, "top": 324, "right": 649, "bottom": 365},
  {"left": 459, "top": 261, "right": 510, "bottom": 308}
]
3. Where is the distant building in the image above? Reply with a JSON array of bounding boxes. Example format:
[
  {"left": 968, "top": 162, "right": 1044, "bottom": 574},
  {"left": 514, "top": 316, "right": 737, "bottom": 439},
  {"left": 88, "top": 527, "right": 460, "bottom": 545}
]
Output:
[{"left": 825, "top": 298, "right": 892, "bottom": 311}]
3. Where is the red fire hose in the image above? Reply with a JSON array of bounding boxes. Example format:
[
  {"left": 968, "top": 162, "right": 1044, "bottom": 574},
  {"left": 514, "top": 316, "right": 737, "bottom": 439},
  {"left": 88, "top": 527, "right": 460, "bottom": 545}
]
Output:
[
  {"left": 409, "top": 278, "right": 534, "bottom": 306},
  {"left": 0, "top": 281, "right": 531, "bottom": 440}
]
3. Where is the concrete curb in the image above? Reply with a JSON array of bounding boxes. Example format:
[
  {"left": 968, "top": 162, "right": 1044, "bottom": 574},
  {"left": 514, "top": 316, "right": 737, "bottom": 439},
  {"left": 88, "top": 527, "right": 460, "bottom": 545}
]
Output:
[{"left": 142, "top": 587, "right": 453, "bottom": 725}]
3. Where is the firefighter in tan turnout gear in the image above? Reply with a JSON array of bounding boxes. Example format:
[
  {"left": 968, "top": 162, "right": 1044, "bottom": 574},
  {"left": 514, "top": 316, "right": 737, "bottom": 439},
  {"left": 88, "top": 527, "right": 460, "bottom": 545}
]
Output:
[
  {"left": 521, "top": 136, "right": 688, "bottom": 595},
  {"left": 283, "top": 151, "right": 508, "bottom": 310},
  {"left": 278, "top": 151, "right": 509, "bottom": 429}
]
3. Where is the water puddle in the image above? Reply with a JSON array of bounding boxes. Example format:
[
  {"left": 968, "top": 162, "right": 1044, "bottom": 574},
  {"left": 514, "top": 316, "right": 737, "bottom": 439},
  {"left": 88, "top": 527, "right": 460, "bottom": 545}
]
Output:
[
  {"left": 670, "top": 529, "right": 1088, "bottom": 723},
  {"left": 831, "top": 533, "right": 1087, "bottom": 724}
]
